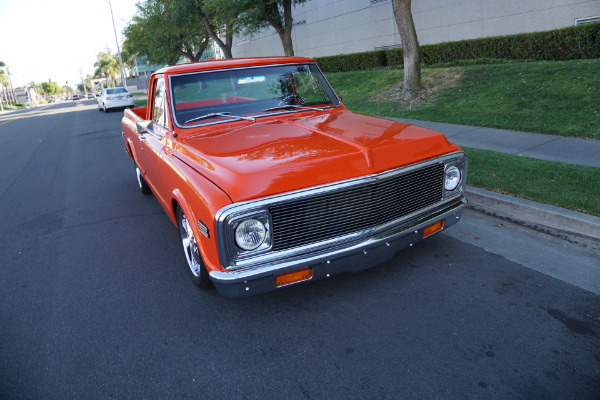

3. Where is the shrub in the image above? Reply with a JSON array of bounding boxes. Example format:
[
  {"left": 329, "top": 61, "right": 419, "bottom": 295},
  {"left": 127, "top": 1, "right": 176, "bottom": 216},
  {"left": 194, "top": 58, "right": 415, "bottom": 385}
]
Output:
[
  {"left": 316, "top": 22, "right": 600, "bottom": 72},
  {"left": 317, "top": 50, "right": 387, "bottom": 72}
]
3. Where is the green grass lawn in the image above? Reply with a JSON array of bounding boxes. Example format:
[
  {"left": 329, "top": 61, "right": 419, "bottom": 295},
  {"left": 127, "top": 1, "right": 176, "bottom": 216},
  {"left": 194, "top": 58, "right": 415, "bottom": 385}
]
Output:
[
  {"left": 1, "top": 103, "right": 25, "bottom": 111},
  {"left": 326, "top": 59, "right": 600, "bottom": 139},
  {"left": 133, "top": 99, "right": 148, "bottom": 108},
  {"left": 464, "top": 147, "right": 600, "bottom": 217}
]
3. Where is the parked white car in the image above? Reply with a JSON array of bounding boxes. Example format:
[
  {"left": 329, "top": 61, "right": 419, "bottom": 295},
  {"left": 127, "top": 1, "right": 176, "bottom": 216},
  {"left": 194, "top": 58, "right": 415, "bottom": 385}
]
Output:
[{"left": 97, "top": 87, "right": 134, "bottom": 112}]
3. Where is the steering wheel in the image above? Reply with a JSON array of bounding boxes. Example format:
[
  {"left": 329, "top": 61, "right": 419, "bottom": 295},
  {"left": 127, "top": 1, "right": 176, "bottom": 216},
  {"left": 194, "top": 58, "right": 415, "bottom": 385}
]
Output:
[{"left": 278, "top": 94, "right": 305, "bottom": 106}]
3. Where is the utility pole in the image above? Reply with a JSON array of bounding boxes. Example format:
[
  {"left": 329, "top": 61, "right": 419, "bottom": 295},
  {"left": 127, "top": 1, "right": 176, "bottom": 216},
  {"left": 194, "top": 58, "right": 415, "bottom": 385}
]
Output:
[
  {"left": 108, "top": 0, "right": 128, "bottom": 89},
  {"left": 79, "top": 66, "right": 87, "bottom": 95}
]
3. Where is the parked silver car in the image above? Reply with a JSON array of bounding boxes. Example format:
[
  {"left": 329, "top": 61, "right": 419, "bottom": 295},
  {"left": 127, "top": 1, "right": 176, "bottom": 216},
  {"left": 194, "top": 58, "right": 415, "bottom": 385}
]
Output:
[{"left": 97, "top": 87, "right": 134, "bottom": 112}]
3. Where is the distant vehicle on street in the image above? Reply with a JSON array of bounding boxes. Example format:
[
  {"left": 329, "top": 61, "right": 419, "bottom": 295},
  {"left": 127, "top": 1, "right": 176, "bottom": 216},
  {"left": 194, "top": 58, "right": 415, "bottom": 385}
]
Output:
[
  {"left": 87, "top": 93, "right": 94, "bottom": 99},
  {"left": 97, "top": 87, "right": 134, "bottom": 112},
  {"left": 72, "top": 94, "right": 80, "bottom": 101}
]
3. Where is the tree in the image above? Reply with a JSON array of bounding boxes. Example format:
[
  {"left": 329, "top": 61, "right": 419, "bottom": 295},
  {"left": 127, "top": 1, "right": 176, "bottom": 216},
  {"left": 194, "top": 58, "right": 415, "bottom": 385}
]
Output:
[
  {"left": 215, "top": 0, "right": 308, "bottom": 57},
  {"left": 0, "top": 61, "right": 16, "bottom": 105},
  {"left": 0, "top": 69, "right": 8, "bottom": 86},
  {"left": 0, "top": 66, "right": 7, "bottom": 111},
  {"left": 41, "top": 82, "right": 64, "bottom": 97},
  {"left": 121, "top": 44, "right": 137, "bottom": 76},
  {"left": 85, "top": 75, "right": 93, "bottom": 92},
  {"left": 94, "top": 51, "right": 120, "bottom": 87},
  {"left": 28, "top": 81, "right": 39, "bottom": 92},
  {"left": 195, "top": 0, "right": 237, "bottom": 58},
  {"left": 0, "top": 62, "right": 8, "bottom": 87},
  {"left": 392, "top": 0, "right": 422, "bottom": 100},
  {"left": 123, "top": 0, "right": 210, "bottom": 65}
]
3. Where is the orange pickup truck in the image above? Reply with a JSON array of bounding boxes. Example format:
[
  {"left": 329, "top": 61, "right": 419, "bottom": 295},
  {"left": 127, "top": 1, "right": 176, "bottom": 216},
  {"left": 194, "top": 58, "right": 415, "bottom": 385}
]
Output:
[{"left": 121, "top": 57, "right": 467, "bottom": 298}]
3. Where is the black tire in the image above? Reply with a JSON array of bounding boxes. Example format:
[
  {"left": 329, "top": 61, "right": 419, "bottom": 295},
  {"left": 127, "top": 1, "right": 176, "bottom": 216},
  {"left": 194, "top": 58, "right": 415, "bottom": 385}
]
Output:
[
  {"left": 103, "top": 104, "right": 109, "bottom": 113},
  {"left": 135, "top": 165, "right": 152, "bottom": 195},
  {"left": 178, "top": 207, "right": 210, "bottom": 288}
]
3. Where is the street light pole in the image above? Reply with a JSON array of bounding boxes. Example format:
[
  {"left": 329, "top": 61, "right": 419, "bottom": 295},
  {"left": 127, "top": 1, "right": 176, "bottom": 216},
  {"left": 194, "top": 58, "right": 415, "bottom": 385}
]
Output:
[{"left": 108, "top": 0, "right": 128, "bottom": 89}]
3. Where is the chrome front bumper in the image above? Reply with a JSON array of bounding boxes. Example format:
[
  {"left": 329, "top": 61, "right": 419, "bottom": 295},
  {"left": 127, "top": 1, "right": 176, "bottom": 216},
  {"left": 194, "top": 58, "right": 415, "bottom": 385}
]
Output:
[{"left": 209, "top": 196, "right": 467, "bottom": 298}]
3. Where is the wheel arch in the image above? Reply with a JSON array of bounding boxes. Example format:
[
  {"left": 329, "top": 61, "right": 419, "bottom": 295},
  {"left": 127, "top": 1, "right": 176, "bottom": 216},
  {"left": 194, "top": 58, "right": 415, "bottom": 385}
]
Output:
[
  {"left": 124, "top": 138, "right": 135, "bottom": 160},
  {"left": 168, "top": 182, "right": 229, "bottom": 274}
]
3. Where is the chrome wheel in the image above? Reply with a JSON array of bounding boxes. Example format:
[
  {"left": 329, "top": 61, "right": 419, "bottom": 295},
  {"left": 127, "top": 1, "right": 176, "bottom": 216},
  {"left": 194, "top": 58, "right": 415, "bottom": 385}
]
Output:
[
  {"left": 177, "top": 208, "right": 210, "bottom": 288},
  {"left": 179, "top": 212, "right": 202, "bottom": 277},
  {"left": 135, "top": 165, "right": 151, "bottom": 195},
  {"left": 136, "top": 167, "right": 143, "bottom": 187}
]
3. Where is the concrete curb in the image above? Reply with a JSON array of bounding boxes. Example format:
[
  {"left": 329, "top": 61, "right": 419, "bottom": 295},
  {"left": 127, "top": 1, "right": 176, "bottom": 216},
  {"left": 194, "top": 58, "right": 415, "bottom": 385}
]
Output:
[{"left": 465, "top": 186, "right": 600, "bottom": 251}]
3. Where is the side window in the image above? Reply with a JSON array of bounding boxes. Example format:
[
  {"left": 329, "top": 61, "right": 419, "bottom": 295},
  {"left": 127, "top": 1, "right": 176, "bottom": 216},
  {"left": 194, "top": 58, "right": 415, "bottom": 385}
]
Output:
[{"left": 152, "top": 78, "right": 167, "bottom": 127}]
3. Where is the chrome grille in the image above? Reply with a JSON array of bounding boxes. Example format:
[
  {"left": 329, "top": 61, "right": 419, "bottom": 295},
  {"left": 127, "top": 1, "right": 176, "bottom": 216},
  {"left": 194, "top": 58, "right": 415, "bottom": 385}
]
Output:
[{"left": 269, "top": 163, "right": 445, "bottom": 251}]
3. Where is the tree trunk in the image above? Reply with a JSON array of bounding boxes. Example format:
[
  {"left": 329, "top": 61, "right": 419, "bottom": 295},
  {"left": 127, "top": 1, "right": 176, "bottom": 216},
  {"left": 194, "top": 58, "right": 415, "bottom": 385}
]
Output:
[
  {"left": 225, "top": 26, "right": 233, "bottom": 58},
  {"left": 281, "top": 0, "right": 294, "bottom": 56},
  {"left": 277, "top": 30, "right": 294, "bottom": 56},
  {"left": 197, "top": 11, "right": 233, "bottom": 58},
  {"left": 193, "top": 36, "right": 210, "bottom": 62},
  {"left": 392, "top": 0, "right": 422, "bottom": 100},
  {"left": 261, "top": 0, "right": 295, "bottom": 56}
]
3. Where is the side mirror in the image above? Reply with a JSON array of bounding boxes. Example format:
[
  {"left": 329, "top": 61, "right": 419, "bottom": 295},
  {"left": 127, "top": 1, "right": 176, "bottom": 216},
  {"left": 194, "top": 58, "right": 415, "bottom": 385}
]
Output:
[{"left": 136, "top": 120, "right": 152, "bottom": 135}]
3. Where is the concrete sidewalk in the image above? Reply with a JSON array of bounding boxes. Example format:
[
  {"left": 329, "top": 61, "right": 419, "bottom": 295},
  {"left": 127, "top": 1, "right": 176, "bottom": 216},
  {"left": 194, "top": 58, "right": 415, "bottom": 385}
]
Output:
[
  {"left": 385, "top": 118, "right": 600, "bottom": 250},
  {"left": 389, "top": 118, "right": 600, "bottom": 169}
]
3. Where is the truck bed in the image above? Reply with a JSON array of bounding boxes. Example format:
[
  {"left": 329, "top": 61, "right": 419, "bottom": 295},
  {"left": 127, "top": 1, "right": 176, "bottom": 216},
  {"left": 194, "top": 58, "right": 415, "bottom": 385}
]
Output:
[{"left": 124, "top": 107, "right": 147, "bottom": 122}]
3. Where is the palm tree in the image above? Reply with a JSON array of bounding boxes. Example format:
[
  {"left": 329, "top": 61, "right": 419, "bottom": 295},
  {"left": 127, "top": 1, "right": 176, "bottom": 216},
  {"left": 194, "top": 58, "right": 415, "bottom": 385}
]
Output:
[
  {"left": 0, "top": 69, "right": 8, "bottom": 86},
  {"left": 0, "top": 69, "right": 8, "bottom": 108},
  {"left": 93, "top": 51, "right": 120, "bottom": 87},
  {"left": 0, "top": 61, "right": 16, "bottom": 105}
]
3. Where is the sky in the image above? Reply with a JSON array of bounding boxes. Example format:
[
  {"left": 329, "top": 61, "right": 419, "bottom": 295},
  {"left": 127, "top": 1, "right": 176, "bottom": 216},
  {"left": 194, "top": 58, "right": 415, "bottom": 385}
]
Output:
[{"left": 0, "top": 0, "right": 139, "bottom": 89}]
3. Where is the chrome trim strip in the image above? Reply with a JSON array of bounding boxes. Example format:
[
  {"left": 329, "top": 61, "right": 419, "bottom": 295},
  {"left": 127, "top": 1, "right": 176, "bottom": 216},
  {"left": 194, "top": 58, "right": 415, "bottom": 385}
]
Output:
[
  {"left": 215, "top": 151, "right": 466, "bottom": 271},
  {"left": 197, "top": 220, "right": 210, "bottom": 238}
]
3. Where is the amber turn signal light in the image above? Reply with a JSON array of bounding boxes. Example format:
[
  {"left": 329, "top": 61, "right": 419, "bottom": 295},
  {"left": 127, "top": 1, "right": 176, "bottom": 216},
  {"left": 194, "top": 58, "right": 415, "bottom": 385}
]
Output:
[
  {"left": 423, "top": 220, "right": 445, "bottom": 238},
  {"left": 276, "top": 268, "right": 313, "bottom": 287}
]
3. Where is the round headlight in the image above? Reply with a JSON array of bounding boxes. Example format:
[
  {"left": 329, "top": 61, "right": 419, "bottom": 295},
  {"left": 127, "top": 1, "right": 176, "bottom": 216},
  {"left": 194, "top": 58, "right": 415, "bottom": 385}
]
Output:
[
  {"left": 444, "top": 166, "right": 461, "bottom": 191},
  {"left": 235, "top": 219, "right": 267, "bottom": 251}
]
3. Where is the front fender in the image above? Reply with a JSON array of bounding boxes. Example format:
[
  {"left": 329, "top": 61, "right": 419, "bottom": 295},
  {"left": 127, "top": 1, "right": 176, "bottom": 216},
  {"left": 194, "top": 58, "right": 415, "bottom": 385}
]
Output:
[{"left": 166, "top": 156, "right": 232, "bottom": 273}]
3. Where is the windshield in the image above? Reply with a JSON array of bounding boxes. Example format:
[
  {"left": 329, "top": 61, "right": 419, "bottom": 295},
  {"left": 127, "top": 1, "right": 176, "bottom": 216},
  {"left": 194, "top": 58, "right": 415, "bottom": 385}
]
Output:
[
  {"left": 169, "top": 63, "right": 340, "bottom": 127},
  {"left": 106, "top": 88, "right": 128, "bottom": 95}
]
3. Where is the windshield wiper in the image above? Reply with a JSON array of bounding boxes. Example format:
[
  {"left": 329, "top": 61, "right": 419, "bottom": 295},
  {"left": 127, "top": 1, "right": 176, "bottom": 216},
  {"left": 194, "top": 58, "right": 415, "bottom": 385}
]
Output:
[
  {"left": 262, "top": 104, "right": 328, "bottom": 113},
  {"left": 183, "top": 112, "right": 255, "bottom": 124}
]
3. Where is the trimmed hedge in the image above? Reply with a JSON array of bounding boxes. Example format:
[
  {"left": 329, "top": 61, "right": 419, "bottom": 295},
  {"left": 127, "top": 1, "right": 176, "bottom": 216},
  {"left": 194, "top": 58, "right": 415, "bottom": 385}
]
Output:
[
  {"left": 316, "top": 22, "right": 600, "bottom": 72},
  {"left": 316, "top": 50, "right": 388, "bottom": 72}
]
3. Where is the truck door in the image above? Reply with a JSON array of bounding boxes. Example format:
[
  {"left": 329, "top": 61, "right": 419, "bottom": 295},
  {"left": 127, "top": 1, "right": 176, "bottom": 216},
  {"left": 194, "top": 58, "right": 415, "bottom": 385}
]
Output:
[{"left": 139, "top": 76, "right": 168, "bottom": 203}]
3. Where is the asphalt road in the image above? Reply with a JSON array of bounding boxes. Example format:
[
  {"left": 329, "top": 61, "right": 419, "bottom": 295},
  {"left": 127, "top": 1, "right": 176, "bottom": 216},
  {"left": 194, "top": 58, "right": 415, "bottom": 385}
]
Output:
[{"left": 1, "top": 101, "right": 599, "bottom": 399}]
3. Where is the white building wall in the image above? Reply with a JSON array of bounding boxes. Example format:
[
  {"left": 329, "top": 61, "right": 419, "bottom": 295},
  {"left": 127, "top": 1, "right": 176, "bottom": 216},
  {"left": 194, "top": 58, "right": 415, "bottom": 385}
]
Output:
[{"left": 230, "top": 0, "right": 600, "bottom": 58}]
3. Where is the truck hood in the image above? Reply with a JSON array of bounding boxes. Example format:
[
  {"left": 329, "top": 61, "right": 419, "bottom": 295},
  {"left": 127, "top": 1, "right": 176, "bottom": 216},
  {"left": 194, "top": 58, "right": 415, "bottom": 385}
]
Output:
[{"left": 176, "top": 109, "right": 461, "bottom": 202}]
